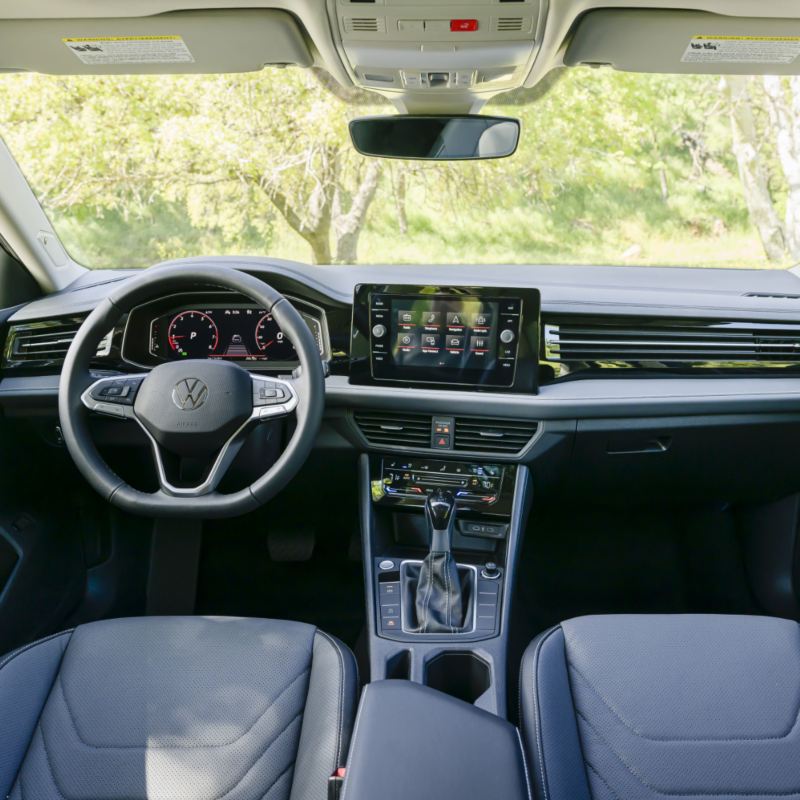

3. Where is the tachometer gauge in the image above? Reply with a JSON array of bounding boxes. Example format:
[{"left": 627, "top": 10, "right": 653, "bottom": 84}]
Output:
[
  {"left": 167, "top": 311, "right": 219, "bottom": 358},
  {"left": 255, "top": 313, "right": 297, "bottom": 360}
]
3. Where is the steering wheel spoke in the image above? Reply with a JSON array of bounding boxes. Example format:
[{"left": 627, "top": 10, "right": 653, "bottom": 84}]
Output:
[
  {"left": 251, "top": 373, "right": 299, "bottom": 420},
  {"left": 141, "top": 417, "right": 252, "bottom": 497},
  {"left": 81, "top": 374, "right": 147, "bottom": 419}
]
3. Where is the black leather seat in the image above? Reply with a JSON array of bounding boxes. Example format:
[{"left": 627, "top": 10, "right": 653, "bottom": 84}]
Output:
[
  {"left": 0, "top": 616, "right": 358, "bottom": 800},
  {"left": 520, "top": 614, "right": 800, "bottom": 800}
]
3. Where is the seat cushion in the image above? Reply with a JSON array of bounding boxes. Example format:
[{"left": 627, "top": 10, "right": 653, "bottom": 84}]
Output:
[
  {"left": 0, "top": 616, "right": 358, "bottom": 800},
  {"left": 520, "top": 614, "right": 800, "bottom": 800}
]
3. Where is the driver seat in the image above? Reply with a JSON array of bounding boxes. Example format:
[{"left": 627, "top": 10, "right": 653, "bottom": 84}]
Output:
[{"left": 0, "top": 616, "right": 358, "bottom": 800}]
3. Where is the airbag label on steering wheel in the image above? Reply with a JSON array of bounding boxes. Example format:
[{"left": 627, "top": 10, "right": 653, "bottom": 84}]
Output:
[
  {"left": 682, "top": 35, "right": 800, "bottom": 65},
  {"left": 63, "top": 35, "right": 195, "bottom": 65}
]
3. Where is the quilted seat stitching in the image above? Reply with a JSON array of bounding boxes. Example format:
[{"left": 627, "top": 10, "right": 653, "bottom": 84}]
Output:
[
  {"left": 576, "top": 709, "right": 800, "bottom": 797},
  {"left": 56, "top": 665, "right": 310, "bottom": 749},
  {"left": 255, "top": 760, "right": 294, "bottom": 800},
  {"left": 209, "top": 712, "right": 303, "bottom": 800},
  {"left": 35, "top": 724, "right": 70, "bottom": 800},
  {"left": 567, "top": 658, "right": 800, "bottom": 743},
  {"left": 0, "top": 630, "right": 73, "bottom": 672},
  {"left": 585, "top": 761, "right": 623, "bottom": 800},
  {"left": 39, "top": 704, "right": 305, "bottom": 800}
]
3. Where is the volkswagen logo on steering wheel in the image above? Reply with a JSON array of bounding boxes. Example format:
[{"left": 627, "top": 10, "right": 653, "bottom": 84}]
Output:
[{"left": 172, "top": 378, "right": 208, "bottom": 411}]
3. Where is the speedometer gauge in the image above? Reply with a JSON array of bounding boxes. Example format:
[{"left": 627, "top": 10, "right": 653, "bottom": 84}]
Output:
[
  {"left": 167, "top": 311, "right": 219, "bottom": 358},
  {"left": 255, "top": 313, "right": 297, "bottom": 360}
]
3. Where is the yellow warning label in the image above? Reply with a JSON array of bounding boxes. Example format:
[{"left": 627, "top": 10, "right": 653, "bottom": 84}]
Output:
[
  {"left": 62, "top": 35, "right": 184, "bottom": 42},
  {"left": 683, "top": 35, "right": 800, "bottom": 64},
  {"left": 62, "top": 35, "right": 194, "bottom": 65}
]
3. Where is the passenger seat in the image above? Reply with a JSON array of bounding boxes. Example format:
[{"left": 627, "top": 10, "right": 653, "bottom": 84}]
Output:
[{"left": 520, "top": 614, "right": 800, "bottom": 799}]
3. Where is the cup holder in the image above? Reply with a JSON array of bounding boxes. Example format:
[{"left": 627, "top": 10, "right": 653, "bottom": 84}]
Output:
[{"left": 424, "top": 651, "right": 491, "bottom": 705}]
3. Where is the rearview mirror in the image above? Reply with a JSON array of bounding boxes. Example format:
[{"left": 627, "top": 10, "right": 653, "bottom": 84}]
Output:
[{"left": 349, "top": 115, "right": 520, "bottom": 161}]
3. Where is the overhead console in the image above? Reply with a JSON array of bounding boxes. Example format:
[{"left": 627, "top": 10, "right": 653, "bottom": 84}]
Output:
[
  {"left": 350, "top": 284, "right": 540, "bottom": 392},
  {"left": 334, "top": 0, "right": 545, "bottom": 109}
]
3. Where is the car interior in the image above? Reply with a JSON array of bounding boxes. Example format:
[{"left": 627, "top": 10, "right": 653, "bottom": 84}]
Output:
[{"left": 3, "top": 1, "right": 800, "bottom": 799}]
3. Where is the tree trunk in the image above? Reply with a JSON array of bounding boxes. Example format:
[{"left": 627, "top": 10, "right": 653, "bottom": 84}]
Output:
[
  {"left": 333, "top": 160, "right": 382, "bottom": 263},
  {"left": 723, "top": 76, "right": 786, "bottom": 262},
  {"left": 393, "top": 166, "right": 408, "bottom": 235},
  {"left": 262, "top": 162, "right": 335, "bottom": 264},
  {"left": 764, "top": 76, "right": 800, "bottom": 261}
]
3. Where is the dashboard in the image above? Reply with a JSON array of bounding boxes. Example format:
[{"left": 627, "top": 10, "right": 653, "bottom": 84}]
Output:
[
  {"left": 120, "top": 293, "right": 328, "bottom": 370},
  {"left": 5, "top": 257, "right": 800, "bottom": 424},
  {"left": 4, "top": 258, "right": 800, "bottom": 508}
]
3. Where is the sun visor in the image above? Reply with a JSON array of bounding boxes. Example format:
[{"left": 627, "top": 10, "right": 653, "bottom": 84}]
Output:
[
  {"left": 566, "top": 10, "right": 800, "bottom": 75},
  {"left": 0, "top": 10, "right": 312, "bottom": 74}
]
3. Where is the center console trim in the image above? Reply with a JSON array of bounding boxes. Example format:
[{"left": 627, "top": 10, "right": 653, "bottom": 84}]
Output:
[{"left": 359, "top": 453, "right": 533, "bottom": 718}]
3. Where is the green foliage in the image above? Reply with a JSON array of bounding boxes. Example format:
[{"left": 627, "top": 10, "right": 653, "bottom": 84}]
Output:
[{"left": 0, "top": 67, "right": 787, "bottom": 268}]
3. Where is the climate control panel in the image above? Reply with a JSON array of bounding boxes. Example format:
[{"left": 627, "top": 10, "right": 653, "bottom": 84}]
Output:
[{"left": 377, "top": 457, "right": 505, "bottom": 506}]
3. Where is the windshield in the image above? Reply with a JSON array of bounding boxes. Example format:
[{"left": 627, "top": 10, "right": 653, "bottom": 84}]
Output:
[{"left": 0, "top": 68, "right": 796, "bottom": 269}]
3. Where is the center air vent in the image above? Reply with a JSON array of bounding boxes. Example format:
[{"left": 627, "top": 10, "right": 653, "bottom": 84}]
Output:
[
  {"left": 353, "top": 410, "right": 539, "bottom": 454},
  {"left": 354, "top": 411, "right": 432, "bottom": 448},
  {"left": 454, "top": 416, "right": 538, "bottom": 454},
  {"left": 544, "top": 319, "right": 800, "bottom": 364},
  {"left": 3, "top": 317, "right": 112, "bottom": 368}
]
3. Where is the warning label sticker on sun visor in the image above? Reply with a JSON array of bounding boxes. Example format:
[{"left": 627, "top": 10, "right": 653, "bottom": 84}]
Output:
[
  {"left": 682, "top": 36, "right": 800, "bottom": 64},
  {"left": 63, "top": 36, "right": 194, "bottom": 65}
]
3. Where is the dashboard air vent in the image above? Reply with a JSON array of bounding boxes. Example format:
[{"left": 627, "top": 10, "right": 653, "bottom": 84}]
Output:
[
  {"left": 496, "top": 17, "right": 524, "bottom": 31},
  {"left": 454, "top": 416, "right": 538, "bottom": 454},
  {"left": 344, "top": 17, "right": 384, "bottom": 33},
  {"left": 3, "top": 317, "right": 111, "bottom": 368},
  {"left": 544, "top": 320, "right": 800, "bottom": 364},
  {"left": 354, "top": 411, "right": 432, "bottom": 448}
]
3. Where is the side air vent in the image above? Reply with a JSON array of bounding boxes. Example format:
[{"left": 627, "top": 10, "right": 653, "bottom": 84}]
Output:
[
  {"left": 3, "top": 317, "right": 112, "bottom": 368},
  {"left": 544, "top": 319, "right": 800, "bottom": 364},
  {"left": 496, "top": 17, "right": 524, "bottom": 31},
  {"left": 354, "top": 411, "right": 432, "bottom": 448},
  {"left": 454, "top": 416, "right": 538, "bottom": 454},
  {"left": 343, "top": 17, "right": 384, "bottom": 33}
]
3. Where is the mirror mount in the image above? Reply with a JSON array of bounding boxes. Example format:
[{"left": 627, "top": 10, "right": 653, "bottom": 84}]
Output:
[{"left": 349, "top": 114, "right": 520, "bottom": 161}]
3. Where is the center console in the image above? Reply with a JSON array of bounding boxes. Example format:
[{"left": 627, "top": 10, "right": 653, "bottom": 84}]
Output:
[
  {"left": 359, "top": 453, "right": 531, "bottom": 717},
  {"left": 352, "top": 284, "right": 536, "bottom": 718}
]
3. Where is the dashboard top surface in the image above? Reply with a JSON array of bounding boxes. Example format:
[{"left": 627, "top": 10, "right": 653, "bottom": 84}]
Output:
[{"left": 10, "top": 256, "right": 800, "bottom": 323}]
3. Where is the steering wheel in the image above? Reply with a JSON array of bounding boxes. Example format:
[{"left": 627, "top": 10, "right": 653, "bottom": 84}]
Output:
[{"left": 58, "top": 265, "right": 325, "bottom": 518}]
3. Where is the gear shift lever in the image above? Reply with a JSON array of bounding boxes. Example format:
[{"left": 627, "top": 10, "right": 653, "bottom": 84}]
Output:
[{"left": 414, "top": 489, "right": 464, "bottom": 633}]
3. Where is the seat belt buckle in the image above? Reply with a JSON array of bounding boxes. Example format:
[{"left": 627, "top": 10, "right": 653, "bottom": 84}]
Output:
[{"left": 328, "top": 767, "right": 346, "bottom": 800}]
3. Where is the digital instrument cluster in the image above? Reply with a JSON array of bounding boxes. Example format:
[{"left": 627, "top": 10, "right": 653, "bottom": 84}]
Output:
[{"left": 121, "top": 296, "right": 327, "bottom": 369}]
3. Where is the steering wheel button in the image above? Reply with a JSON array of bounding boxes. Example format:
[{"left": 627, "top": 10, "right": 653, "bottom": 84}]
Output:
[{"left": 94, "top": 401, "right": 126, "bottom": 417}]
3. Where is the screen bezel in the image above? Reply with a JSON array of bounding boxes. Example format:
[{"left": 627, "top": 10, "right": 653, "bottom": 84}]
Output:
[{"left": 349, "top": 284, "right": 541, "bottom": 393}]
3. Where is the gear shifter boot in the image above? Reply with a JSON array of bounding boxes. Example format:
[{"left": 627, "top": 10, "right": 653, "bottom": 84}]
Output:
[
  {"left": 413, "top": 489, "right": 465, "bottom": 633},
  {"left": 414, "top": 550, "right": 464, "bottom": 632}
]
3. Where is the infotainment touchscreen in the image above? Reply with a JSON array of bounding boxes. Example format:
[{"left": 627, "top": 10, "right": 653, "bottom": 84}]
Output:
[{"left": 369, "top": 293, "right": 522, "bottom": 387}]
